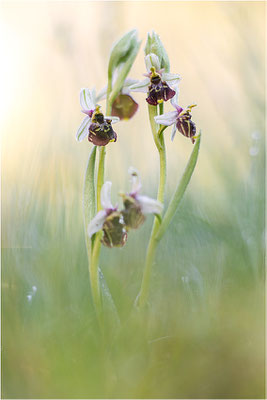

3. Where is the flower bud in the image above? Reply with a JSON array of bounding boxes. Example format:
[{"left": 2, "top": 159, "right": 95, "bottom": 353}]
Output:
[
  {"left": 144, "top": 31, "right": 170, "bottom": 73},
  {"left": 108, "top": 30, "right": 140, "bottom": 80}
]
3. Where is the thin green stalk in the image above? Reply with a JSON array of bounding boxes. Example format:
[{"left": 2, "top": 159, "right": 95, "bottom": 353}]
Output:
[
  {"left": 83, "top": 146, "right": 101, "bottom": 315},
  {"left": 90, "top": 232, "right": 102, "bottom": 313},
  {"left": 89, "top": 96, "right": 112, "bottom": 316},
  {"left": 138, "top": 104, "right": 166, "bottom": 307},
  {"left": 156, "top": 133, "right": 201, "bottom": 241},
  {"left": 96, "top": 146, "right": 106, "bottom": 211}
]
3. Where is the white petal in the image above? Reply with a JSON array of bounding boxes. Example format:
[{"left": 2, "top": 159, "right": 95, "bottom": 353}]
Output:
[
  {"left": 162, "top": 72, "right": 181, "bottom": 88},
  {"left": 171, "top": 124, "right": 177, "bottom": 141},
  {"left": 105, "top": 116, "right": 120, "bottom": 124},
  {"left": 76, "top": 116, "right": 90, "bottom": 142},
  {"left": 101, "top": 181, "right": 113, "bottom": 210},
  {"left": 128, "top": 166, "right": 142, "bottom": 193},
  {"left": 121, "top": 78, "right": 139, "bottom": 94},
  {"left": 124, "top": 78, "right": 139, "bottom": 87},
  {"left": 80, "top": 88, "right": 96, "bottom": 111},
  {"left": 87, "top": 210, "right": 107, "bottom": 238},
  {"left": 154, "top": 111, "right": 177, "bottom": 126},
  {"left": 170, "top": 86, "right": 180, "bottom": 107},
  {"left": 137, "top": 195, "right": 163, "bottom": 215},
  {"left": 145, "top": 53, "right": 161, "bottom": 72},
  {"left": 130, "top": 78, "right": 150, "bottom": 93}
]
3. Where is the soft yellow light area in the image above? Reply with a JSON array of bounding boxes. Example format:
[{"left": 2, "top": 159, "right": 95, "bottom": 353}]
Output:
[{"left": 1, "top": 1, "right": 265, "bottom": 210}]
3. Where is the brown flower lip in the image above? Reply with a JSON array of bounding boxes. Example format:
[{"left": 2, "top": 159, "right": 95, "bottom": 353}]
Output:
[
  {"left": 146, "top": 71, "right": 175, "bottom": 106},
  {"left": 121, "top": 194, "right": 145, "bottom": 230},
  {"left": 101, "top": 211, "right": 127, "bottom": 248},
  {"left": 111, "top": 94, "right": 138, "bottom": 120},
  {"left": 176, "top": 108, "right": 197, "bottom": 144},
  {"left": 88, "top": 110, "right": 117, "bottom": 146}
]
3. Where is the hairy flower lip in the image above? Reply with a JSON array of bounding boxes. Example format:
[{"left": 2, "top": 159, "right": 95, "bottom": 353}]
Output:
[
  {"left": 120, "top": 167, "right": 163, "bottom": 231},
  {"left": 129, "top": 54, "right": 181, "bottom": 98},
  {"left": 76, "top": 88, "right": 120, "bottom": 143},
  {"left": 101, "top": 211, "right": 127, "bottom": 248},
  {"left": 87, "top": 106, "right": 119, "bottom": 146},
  {"left": 154, "top": 89, "right": 197, "bottom": 143},
  {"left": 111, "top": 93, "right": 139, "bottom": 120},
  {"left": 88, "top": 182, "right": 122, "bottom": 240},
  {"left": 88, "top": 120, "right": 117, "bottom": 146},
  {"left": 146, "top": 78, "right": 176, "bottom": 106}
]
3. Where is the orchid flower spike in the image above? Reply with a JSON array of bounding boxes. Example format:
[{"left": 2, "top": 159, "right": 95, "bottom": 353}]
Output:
[
  {"left": 121, "top": 167, "right": 163, "bottom": 230},
  {"left": 154, "top": 88, "right": 197, "bottom": 143},
  {"left": 87, "top": 181, "right": 127, "bottom": 248},
  {"left": 76, "top": 88, "right": 120, "bottom": 145},
  {"left": 130, "top": 53, "right": 181, "bottom": 106}
]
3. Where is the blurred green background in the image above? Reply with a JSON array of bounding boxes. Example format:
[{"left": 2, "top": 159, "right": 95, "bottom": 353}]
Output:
[{"left": 1, "top": 1, "right": 265, "bottom": 398}]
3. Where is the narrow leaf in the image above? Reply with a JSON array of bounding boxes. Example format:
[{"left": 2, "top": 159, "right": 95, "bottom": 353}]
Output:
[
  {"left": 156, "top": 133, "right": 201, "bottom": 241},
  {"left": 83, "top": 146, "right": 97, "bottom": 253}
]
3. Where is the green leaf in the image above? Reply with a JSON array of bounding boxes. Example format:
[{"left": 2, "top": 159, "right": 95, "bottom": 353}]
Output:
[
  {"left": 99, "top": 270, "right": 121, "bottom": 331},
  {"left": 156, "top": 133, "right": 201, "bottom": 241}
]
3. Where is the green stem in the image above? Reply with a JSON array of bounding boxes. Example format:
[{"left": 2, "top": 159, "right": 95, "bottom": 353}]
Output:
[
  {"left": 156, "top": 133, "right": 201, "bottom": 241},
  {"left": 90, "top": 232, "right": 102, "bottom": 315},
  {"left": 83, "top": 146, "right": 102, "bottom": 316},
  {"left": 89, "top": 95, "right": 112, "bottom": 317},
  {"left": 96, "top": 146, "right": 106, "bottom": 211},
  {"left": 138, "top": 104, "right": 166, "bottom": 307}
]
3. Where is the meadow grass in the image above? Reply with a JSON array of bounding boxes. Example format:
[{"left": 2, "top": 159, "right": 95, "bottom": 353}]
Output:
[{"left": 2, "top": 135, "right": 264, "bottom": 398}]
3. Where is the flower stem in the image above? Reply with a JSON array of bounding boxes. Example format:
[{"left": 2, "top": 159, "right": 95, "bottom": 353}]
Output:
[
  {"left": 90, "top": 232, "right": 102, "bottom": 315},
  {"left": 137, "top": 104, "right": 166, "bottom": 307},
  {"left": 83, "top": 146, "right": 103, "bottom": 318},
  {"left": 97, "top": 146, "right": 106, "bottom": 211},
  {"left": 156, "top": 133, "right": 201, "bottom": 241},
  {"left": 89, "top": 97, "right": 111, "bottom": 318}
]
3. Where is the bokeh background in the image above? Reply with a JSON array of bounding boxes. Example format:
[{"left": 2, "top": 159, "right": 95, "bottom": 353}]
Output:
[{"left": 1, "top": 1, "right": 265, "bottom": 399}]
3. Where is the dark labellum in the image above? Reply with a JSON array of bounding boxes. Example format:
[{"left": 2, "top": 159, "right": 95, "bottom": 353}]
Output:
[
  {"left": 112, "top": 94, "right": 138, "bottom": 120},
  {"left": 88, "top": 112, "right": 117, "bottom": 146},
  {"left": 101, "top": 211, "right": 127, "bottom": 248},
  {"left": 146, "top": 74, "right": 175, "bottom": 106},
  {"left": 176, "top": 111, "right": 196, "bottom": 144},
  {"left": 122, "top": 195, "right": 145, "bottom": 230}
]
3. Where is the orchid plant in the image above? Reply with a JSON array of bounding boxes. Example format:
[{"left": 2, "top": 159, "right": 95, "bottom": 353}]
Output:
[{"left": 76, "top": 30, "right": 201, "bottom": 324}]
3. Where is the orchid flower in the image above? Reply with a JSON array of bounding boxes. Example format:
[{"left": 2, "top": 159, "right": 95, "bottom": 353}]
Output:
[
  {"left": 96, "top": 79, "right": 139, "bottom": 120},
  {"left": 121, "top": 167, "right": 163, "bottom": 230},
  {"left": 154, "top": 88, "right": 197, "bottom": 143},
  {"left": 87, "top": 182, "right": 127, "bottom": 248},
  {"left": 76, "top": 88, "right": 119, "bottom": 145},
  {"left": 130, "top": 53, "right": 181, "bottom": 105}
]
